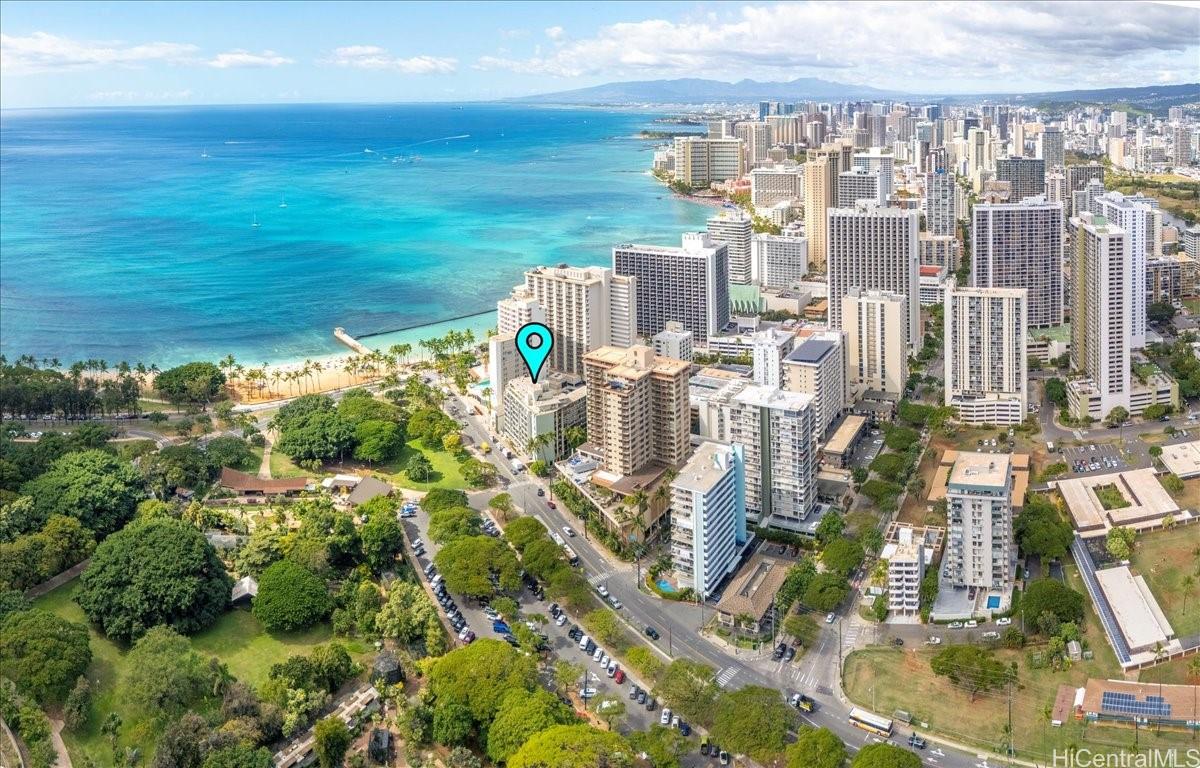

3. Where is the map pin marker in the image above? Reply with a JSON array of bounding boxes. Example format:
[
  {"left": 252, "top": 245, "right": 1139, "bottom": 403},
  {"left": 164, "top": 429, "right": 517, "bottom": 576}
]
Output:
[
  {"left": 513, "top": 321, "right": 554, "bottom": 384},
  {"left": 515, "top": 322, "right": 554, "bottom": 384}
]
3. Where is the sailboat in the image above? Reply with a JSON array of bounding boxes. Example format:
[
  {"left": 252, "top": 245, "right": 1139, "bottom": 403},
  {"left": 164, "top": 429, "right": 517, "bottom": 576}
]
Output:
[
  {"left": 279, "top": 195, "right": 288, "bottom": 209},
  {"left": 252, "top": 214, "right": 261, "bottom": 229},
  {"left": 200, "top": 148, "right": 210, "bottom": 158}
]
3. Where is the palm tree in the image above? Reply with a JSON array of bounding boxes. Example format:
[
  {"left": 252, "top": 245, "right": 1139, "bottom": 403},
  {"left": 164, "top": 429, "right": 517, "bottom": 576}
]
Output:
[
  {"left": 565, "top": 425, "right": 587, "bottom": 450},
  {"left": 1183, "top": 574, "right": 1196, "bottom": 618}
]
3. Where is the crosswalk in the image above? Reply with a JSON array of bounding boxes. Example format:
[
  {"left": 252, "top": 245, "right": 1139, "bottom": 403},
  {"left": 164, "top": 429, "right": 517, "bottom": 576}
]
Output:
[
  {"left": 588, "top": 571, "right": 616, "bottom": 587},
  {"left": 715, "top": 666, "right": 740, "bottom": 687}
]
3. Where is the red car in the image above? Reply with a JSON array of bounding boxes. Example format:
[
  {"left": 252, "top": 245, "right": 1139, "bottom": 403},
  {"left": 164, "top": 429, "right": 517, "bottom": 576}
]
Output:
[
  {"left": 613, "top": 668, "right": 625, "bottom": 684},
  {"left": 547, "top": 501, "right": 557, "bottom": 509}
]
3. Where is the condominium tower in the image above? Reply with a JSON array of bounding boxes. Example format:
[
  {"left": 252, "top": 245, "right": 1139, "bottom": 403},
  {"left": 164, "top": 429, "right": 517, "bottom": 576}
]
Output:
[
  {"left": 670, "top": 442, "right": 747, "bottom": 598},
  {"left": 827, "top": 202, "right": 921, "bottom": 349},
  {"left": 707, "top": 210, "right": 754, "bottom": 285},
  {"left": 945, "top": 451, "right": 1013, "bottom": 591},
  {"left": 971, "top": 198, "right": 1064, "bottom": 327},
  {"left": 729, "top": 385, "right": 817, "bottom": 531},
  {"left": 1068, "top": 213, "right": 1131, "bottom": 420},
  {"left": 841, "top": 289, "right": 909, "bottom": 398},
  {"left": 944, "top": 285, "right": 1028, "bottom": 425},
  {"left": 613, "top": 233, "right": 730, "bottom": 344},
  {"left": 519, "top": 265, "right": 637, "bottom": 376}
]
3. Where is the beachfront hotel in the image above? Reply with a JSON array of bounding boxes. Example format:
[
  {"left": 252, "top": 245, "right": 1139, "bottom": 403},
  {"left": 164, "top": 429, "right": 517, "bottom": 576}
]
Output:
[{"left": 613, "top": 232, "right": 730, "bottom": 344}]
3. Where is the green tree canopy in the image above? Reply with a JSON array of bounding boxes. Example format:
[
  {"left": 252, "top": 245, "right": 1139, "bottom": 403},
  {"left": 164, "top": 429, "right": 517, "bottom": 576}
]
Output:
[
  {"left": 313, "top": 715, "right": 351, "bottom": 768},
  {"left": 253, "top": 560, "right": 332, "bottom": 632},
  {"left": 205, "top": 436, "right": 256, "bottom": 472},
  {"left": 627, "top": 726, "right": 690, "bottom": 768},
  {"left": 652, "top": 659, "right": 718, "bottom": 725},
  {"left": 359, "top": 501, "right": 405, "bottom": 572},
  {"left": 508, "top": 724, "right": 633, "bottom": 768},
  {"left": 354, "top": 420, "right": 404, "bottom": 463},
  {"left": 787, "top": 726, "right": 847, "bottom": 768},
  {"left": 821, "top": 537, "right": 865, "bottom": 576},
  {"left": 930, "top": 645, "right": 1014, "bottom": 701},
  {"left": 427, "top": 639, "right": 538, "bottom": 728},
  {"left": 852, "top": 742, "right": 922, "bottom": 768},
  {"left": 1015, "top": 495, "right": 1073, "bottom": 560},
  {"left": 434, "top": 535, "right": 521, "bottom": 599},
  {"left": 504, "top": 516, "right": 548, "bottom": 553},
  {"left": 155, "top": 362, "right": 226, "bottom": 406},
  {"left": 815, "top": 511, "right": 845, "bottom": 545},
  {"left": 1022, "top": 578, "right": 1084, "bottom": 627},
  {"left": 22, "top": 449, "right": 143, "bottom": 535},
  {"left": 710, "top": 686, "right": 797, "bottom": 761},
  {"left": 803, "top": 572, "right": 849, "bottom": 611},
  {"left": 337, "top": 390, "right": 402, "bottom": 427},
  {"left": 423, "top": 487, "right": 470, "bottom": 514},
  {"left": 375, "top": 580, "right": 440, "bottom": 645},
  {"left": 486, "top": 688, "right": 576, "bottom": 763},
  {"left": 0, "top": 609, "right": 91, "bottom": 705},
  {"left": 428, "top": 506, "right": 482, "bottom": 544},
  {"left": 77, "top": 517, "right": 232, "bottom": 643},
  {"left": 123, "top": 625, "right": 214, "bottom": 718}
]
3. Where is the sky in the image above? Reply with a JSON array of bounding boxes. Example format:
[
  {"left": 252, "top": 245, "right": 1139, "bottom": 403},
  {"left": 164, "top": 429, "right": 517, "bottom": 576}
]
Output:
[{"left": 1, "top": 0, "right": 1198, "bottom": 109}]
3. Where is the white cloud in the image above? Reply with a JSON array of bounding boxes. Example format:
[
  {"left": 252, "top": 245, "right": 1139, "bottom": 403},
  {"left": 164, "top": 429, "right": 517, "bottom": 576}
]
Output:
[
  {"left": 0, "top": 31, "right": 198, "bottom": 74},
  {"left": 324, "top": 45, "right": 457, "bottom": 74},
  {"left": 473, "top": 1, "right": 1200, "bottom": 90},
  {"left": 207, "top": 49, "right": 293, "bottom": 69}
]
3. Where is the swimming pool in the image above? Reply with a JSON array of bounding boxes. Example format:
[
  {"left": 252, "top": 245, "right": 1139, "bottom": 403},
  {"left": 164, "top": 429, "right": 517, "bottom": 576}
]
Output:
[
  {"left": 986, "top": 595, "right": 1001, "bottom": 609},
  {"left": 657, "top": 579, "right": 676, "bottom": 593}
]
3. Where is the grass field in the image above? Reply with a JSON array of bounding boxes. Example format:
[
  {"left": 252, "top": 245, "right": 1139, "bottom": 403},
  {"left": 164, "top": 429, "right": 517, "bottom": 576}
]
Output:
[
  {"left": 381, "top": 438, "right": 469, "bottom": 491},
  {"left": 268, "top": 447, "right": 309, "bottom": 479},
  {"left": 842, "top": 561, "right": 1196, "bottom": 761},
  {"left": 1128, "top": 526, "right": 1200, "bottom": 638},
  {"left": 1139, "top": 653, "right": 1200, "bottom": 685},
  {"left": 34, "top": 580, "right": 358, "bottom": 767}
]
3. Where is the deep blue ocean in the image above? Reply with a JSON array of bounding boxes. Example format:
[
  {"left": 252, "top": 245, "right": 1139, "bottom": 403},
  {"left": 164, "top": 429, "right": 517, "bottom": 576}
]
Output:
[{"left": 0, "top": 103, "right": 709, "bottom": 366}]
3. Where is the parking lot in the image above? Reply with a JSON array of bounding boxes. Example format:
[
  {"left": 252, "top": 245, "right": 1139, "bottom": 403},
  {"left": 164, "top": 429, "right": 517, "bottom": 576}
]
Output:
[
  {"left": 397, "top": 497, "right": 664, "bottom": 736},
  {"left": 1061, "top": 442, "right": 1128, "bottom": 475}
]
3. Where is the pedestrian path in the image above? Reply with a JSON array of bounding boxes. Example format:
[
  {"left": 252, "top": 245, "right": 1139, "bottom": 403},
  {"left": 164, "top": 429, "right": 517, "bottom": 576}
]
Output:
[{"left": 715, "top": 666, "right": 739, "bottom": 687}]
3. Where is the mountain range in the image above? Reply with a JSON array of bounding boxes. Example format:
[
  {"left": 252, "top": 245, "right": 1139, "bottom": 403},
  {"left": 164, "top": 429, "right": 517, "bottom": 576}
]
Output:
[{"left": 511, "top": 78, "right": 1200, "bottom": 107}]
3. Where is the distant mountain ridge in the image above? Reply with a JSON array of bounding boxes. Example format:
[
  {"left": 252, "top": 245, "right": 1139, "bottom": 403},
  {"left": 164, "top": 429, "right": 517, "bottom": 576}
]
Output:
[{"left": 511, "top": 78, "right": 1200, "bottom": 107}]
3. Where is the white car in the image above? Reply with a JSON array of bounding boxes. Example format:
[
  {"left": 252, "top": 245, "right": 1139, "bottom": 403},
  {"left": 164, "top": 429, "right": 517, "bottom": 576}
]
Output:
[
  {"left": 996, "top": 617, "right": 1012, "bottom": 626},
  {"left": 660, "top": 708, "right": 672, "bottom": 726},
  {"left": 597, "top": 585, "right": 610, "bottom": 598},
  {"left": 555, "top": 613, "right": 568, "bottom": 626},
  {"left": 593, "top": 647, "right": 604, "bottom": 663},
  {"left": 965, "top": 620, "right": 979, "bottom": 628},
  {"left": 926, "top": 636, "right": 942, "bottom": 645},
  {"left": 609, "top": 596, "right": 623, "bottom": 610},
  {"left": 562, "top": 525, "right": 576, "bottom": 537},
  {"left": 599, "top": 653, "right": 610, "bottom": 668},
  {"left": 948, "top": 621, "right": 964, "bottom": 629},
  {"left": 825, "top": 612, "right": 836, "bottom": 624}
]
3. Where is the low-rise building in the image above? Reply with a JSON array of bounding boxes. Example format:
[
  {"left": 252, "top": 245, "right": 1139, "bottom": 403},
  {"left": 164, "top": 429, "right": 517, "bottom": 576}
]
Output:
[
  {"left": 919, "top": 265, "right": 948, "bottom": 306},
  {"left": 652, "top": 321, "right": 695, "bottom": 362},
  {"left": 714, "top": 553, "right": 790, "bottom": 634}
]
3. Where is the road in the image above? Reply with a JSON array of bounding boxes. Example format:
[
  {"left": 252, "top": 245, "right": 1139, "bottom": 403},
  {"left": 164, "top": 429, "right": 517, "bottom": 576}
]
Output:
[{"left": 439, "top": 384, "right": 988, "bottom": 768}]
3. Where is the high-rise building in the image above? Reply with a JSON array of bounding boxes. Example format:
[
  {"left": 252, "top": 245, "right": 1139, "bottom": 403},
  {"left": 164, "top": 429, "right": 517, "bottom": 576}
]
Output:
[
  {"left": 919, "top": 233, "right": 961, "bottom": 271},
  {"left": 852, "top": 148, "right": 895, "bottom": 199},
  {"left": 487, "top": 333, "right": 522, "bottom": 430},
  {"left": 765, "top": 114, "right": 802, "bottom": 147},
  {"left": 923, "top": 168, "right": 958, "bottom": 236},
  {"left": 1037, "top": 126, "right": 1065, "bottom": 169},
  {"left": 884, "top": 527, "right": 926, "bottom": 616},
  {"left": 1068, "top": 212, "right": 1131, "bottom": 421},
  {"left": 967, "top": 127, "right": 991, "bottom": 173},
  {"left": 496, "top": 287, "right": 546, "bottom": 336},
  {"left": 803, "top": 155, "right": 833, "bottom": 270},
  {"left": 836, "top": 167, "right": 886, "bottom": 207},
  {"left": 613, "top": 233, "right": 730, "bottom": 344},
  {"left": 673, "top": 136, "right": 744, "bottom": 188},
  {"left": 782, "top": 330, "right": 847, "bottom": 438},
  {"left": 582, "top": 345, "right": 691, "bottom": 478},
  {"left": 1066, "top": 163, "right": 1105, "bottom": 195},
  {"left": 995, "top": 157, "right": 1045, "bottom": 202},
  {"left": 842, "top": 289, "right": 909, "bottom": 397},
  {"left": 750, "top": 165, "right": 804, "bottom": 207},
  {"left": 1045, "top": 170, "right": 1067, "bottom": 209},
  {"left": 707, "top": 210, "right": 754, "bottom": 285},
  {"left": 971, "top": 198, "right": 1064, "bottom": 328},
  {"left": 734, "top": 121, "right": 771, "bottom": 168},
  {"left": 652, "top": 321, "right": 694, "bottom": 362},
  {"left": 729, "top": 386, "right": 817, "bottom": 530},
  {"left": 670, "top": 442, "right": 747, "bottom": 598},
  {"left": 946, "top": 452, "right": 1013, "bottom": 591},
  {"left": 500, "top": 373, "right": 587, "bottom": 463},
  {"left": 1090, "top": 191, "right": 1160, "bottom": 349},
  {"left": 827, "top": 202, "right": 921, "bottom": 349},
  {"left": 521, "top": 265, "right": 637, "bottom": 375},
  {"left": 751, "top": 233, "right": 808, "bottom": 288},
  {"left": 751, "top": 328, "right": 796, "bottom": 388},
  {"left": 944, "top": 285, "right": 1028, "bottom": 425}
]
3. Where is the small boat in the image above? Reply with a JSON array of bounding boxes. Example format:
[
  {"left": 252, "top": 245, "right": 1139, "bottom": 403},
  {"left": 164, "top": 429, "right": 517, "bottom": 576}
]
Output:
[
  {"left": 252, "top": 214, "right": 261, "bottom": 229},
  {"left": 200, "top": 148, "right": 209, "bottom": 158},
  {"left": 279, "top": 196, "right": 288, "bottom": 209}
]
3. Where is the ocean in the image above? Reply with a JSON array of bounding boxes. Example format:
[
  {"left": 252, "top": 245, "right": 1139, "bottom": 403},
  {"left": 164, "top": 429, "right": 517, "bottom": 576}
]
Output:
[{"left": 0, "top": 103, "right": 710, "bottom": 367}]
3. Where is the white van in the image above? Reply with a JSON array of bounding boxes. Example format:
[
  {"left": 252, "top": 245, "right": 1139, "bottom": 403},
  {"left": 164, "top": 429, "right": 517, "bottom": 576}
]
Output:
[
  {"left": 430, "top": 574, "right": 444, "bottom": 589},
  {"left": 578, "top": 634, "right": 591, "bottom": 651}
]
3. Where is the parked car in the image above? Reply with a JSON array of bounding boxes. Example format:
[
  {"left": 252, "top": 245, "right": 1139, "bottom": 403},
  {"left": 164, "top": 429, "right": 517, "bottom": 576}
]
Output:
[
  {"left": 629, "top": 685, "right": 640, "bottom": 700},
  {"left": 537, "top": 487, "right": 545, "bottom": 496},
  {"left": 597, "top": 585, "right": 609, "bottom": 598},
  {"left": 927, "top": 636, "right": 942, "bottom": 645},
  {"left": 908, "top": 735, "right": 927, "bottom": 749},
  {"left": 614, "top": 668, "right": 625, "bottom": 684},
  {"left": 784, "top": 645, "right": 796, "bottom": 662},
  {"left": 679, "top": 721, "right": 691, "bottom": 736},
  {"left": 555, "top": 613, "right": 568, "bottom": 626},
  {"left": 772, "top": 643, "right": 786, "bottom": 660},
  {"left": 825, "top": 612, "right": 836, "bottom": 624},
  {"left": 645, "top": 626, "right": 660, "bottom": 640},
  {"left": 609, "top": 596, "right": 623, "bottom": 610},
  {"left": 981, "top": 631, "right": 1001, "bottom": 641},
  {"left": 891, "top": 637, "right": 905, "bottom": 647},
  {"left": 562, "top": 525, "right": 575, "bottom": 537},
  {"left": 948, "top": 621, "right": 964, "bottom": 629},
  {"left": 660, "top": 708, "right": 672, "bottom": 726},
  {"left": 965, "top": 619, "right": 979, "bottom": 628},
  {"left": 996, "top": 617, "right": 1012, "bottom": 626}
]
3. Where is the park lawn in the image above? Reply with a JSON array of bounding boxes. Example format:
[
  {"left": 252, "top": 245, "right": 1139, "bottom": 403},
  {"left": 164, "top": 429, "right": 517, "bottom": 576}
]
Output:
[
  {"left": 136, "top": 398, "right": 176, "bottom": 413},
  {"left": 34, "top": 581, "right": 362, "bottom": 767},
  {"left": 269, "top": 447, "right": 309, "bottom": 478},
  {"left": 1128, "top": 527, "right": 1200, "bottom": 638},
  {"left": 1183, "top": 298, "right": 1200, "bottom": 316},
  {"left": 384, "top": 438, "right": 468, "bottom": 491},
  {"left": 1139, "top": 653, "right": 1200, "bottom": 685}
]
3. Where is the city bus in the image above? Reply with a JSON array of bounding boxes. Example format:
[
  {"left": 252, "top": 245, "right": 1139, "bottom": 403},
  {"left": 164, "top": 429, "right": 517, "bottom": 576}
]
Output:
[
  {"left": 848, "top": 708, "right": 893, "bottom": 737},
  {"left": 562, "top": 544, "right": 580, "bottom": 566}
]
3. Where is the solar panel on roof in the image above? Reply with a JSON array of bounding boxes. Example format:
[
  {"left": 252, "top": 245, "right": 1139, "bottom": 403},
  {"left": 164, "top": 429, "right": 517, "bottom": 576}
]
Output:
[{"left": 1101, "top": 691, "right": 1171, "bottom": 718}]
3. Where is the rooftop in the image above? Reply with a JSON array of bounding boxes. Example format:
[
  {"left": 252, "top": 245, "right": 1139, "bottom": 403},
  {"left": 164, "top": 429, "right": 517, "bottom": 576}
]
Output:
[
  {"left": 1054, "top": 469, "right": 1181, "bottom": 535},
  {"left": 715, "top": 553, "right": 790, "bottom": 619},
  {"left": 672, "top": 441, "right": 740, "bottom": 494},
  {"left": 1081, "top": 678, "right": 1200, "bottom": 724},
  {"left": 1157, "top": 439, "right": 1200, "bottom": 479},
  {"left": 1094, "top": 566, "right": 1175, "bottom": 653},
  {"left": 733, "top": 384, "right": 814, "bottom": 412},
  {"left": 948, "top": 451, "right": 1011, "bottom": 489},
  {"left": 824, "top": 414, "right": 867, "bottom": 456},
  {"left": 786, "top": 337, "right": 836, "bottom": 365},
  {"left": 220, "top": 467, "right": 308, "bottom": 494}
]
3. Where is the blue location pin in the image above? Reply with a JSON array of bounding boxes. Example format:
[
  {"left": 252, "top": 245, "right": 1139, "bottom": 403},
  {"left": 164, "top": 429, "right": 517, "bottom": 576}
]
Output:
[{"left": 515, "top": 322, "right": 554, "bottom": 383}]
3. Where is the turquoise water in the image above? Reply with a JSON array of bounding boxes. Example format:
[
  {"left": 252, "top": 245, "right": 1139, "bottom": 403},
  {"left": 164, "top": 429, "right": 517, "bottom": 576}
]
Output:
[
  {"left": 0, "top": 103, "right": 709, "bottom": 366},
  {"left": 656, "top": 578, "right": 676, "bottom": 593}
]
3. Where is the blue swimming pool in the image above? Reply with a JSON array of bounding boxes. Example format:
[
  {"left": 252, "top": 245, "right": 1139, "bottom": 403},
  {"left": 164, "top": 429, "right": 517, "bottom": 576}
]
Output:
[
  {"left": 657, "top": 579, "right": 676, "bottom": 593},
  {"left": 986, "top": 595, "right": 1001, "bottom": 609}
]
